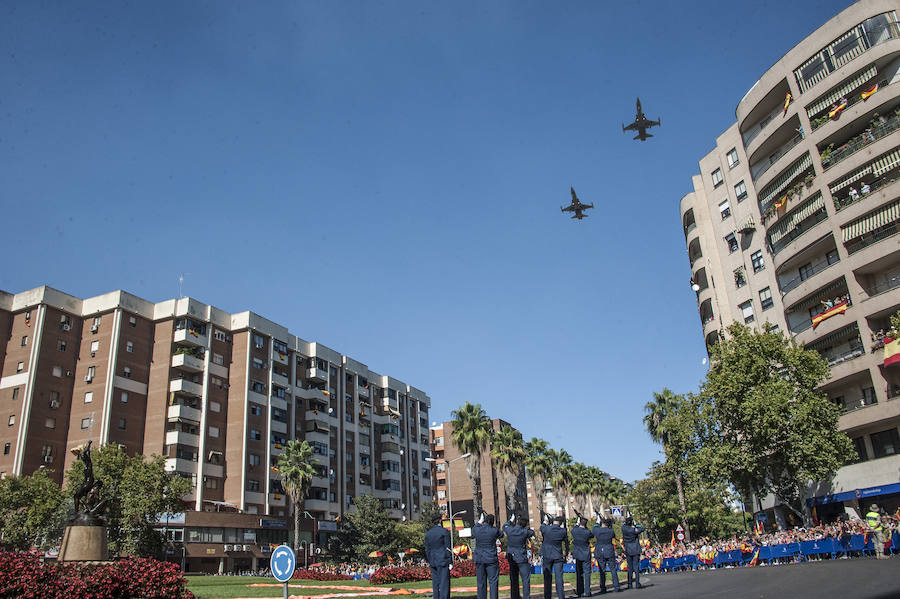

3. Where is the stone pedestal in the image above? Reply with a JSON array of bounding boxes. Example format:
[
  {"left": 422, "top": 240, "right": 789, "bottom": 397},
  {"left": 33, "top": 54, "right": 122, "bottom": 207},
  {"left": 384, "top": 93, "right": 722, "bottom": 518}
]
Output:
[{"left": 59, "top": 515, "right": 108, "bottom": 562}]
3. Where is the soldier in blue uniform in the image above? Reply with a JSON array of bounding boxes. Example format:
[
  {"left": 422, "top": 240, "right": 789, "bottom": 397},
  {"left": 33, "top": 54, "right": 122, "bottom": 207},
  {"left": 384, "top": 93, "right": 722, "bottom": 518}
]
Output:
[
  {"left": 540, "top": 514, "right": 569, "bottom": 599},
  {"left": 592, "top": 516, "right": 620, "bottom": 594},
  {"left": 503, "top": 514, "right": 535, "bottom": 599},
  {"left": 621, "top": 516, "right": 645, "bottom": 590},
  {"left": 473, "top": 513, "right": 505, "bottom": 599},
  {"left": 424, "top": 514, "right": 452, "bottom": 599},
  {"left": 571, "top": 515, "right": 593, "bottom": 597}
]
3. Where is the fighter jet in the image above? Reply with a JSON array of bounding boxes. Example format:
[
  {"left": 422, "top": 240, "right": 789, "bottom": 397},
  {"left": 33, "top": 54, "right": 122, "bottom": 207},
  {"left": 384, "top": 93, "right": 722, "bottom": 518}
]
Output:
[
  {"left": 622, "top": 97, "right": 660, "bottom": 141},
  {"left": 561, "top": 187, "right": 593, "bottom": 220}
]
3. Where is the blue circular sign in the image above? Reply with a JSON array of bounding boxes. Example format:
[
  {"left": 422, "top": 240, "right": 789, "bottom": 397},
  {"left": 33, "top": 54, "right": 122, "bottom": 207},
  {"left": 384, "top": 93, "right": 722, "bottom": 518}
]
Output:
[{"left": 270, "top": 544, "right": 296, "bottom": 583}]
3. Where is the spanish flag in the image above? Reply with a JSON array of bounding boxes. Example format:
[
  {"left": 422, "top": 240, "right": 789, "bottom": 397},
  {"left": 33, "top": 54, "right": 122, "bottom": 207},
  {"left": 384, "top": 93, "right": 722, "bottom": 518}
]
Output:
[
  {"left": 774, "top": 195, "right": 788, "bottom": 210},
  {"left": 748, "top": 547, "right": 760, "bottom": 567},
  {"left": 884, "top": 337, "right": 900, "bottom": 367},
  {"left": 619, "top": 560, "right": 628, "bottom": 572},
  {"left": 651, "top": 557, "right": 662, "bottom": 571},
  {"left": 812, "top": 300, "right": 848, "bottom": 328},
  {"left": 783, "top": 92, "right": 792, "bottom": 115},
  {"left": 670, "top": 530, "right": 676, "bottom": 548},
  {"left": 829, "top": 98, "right": 848, "bottom": 119},
  {"left": 861, "top": 83, "right": 879, "bottom": 101}
]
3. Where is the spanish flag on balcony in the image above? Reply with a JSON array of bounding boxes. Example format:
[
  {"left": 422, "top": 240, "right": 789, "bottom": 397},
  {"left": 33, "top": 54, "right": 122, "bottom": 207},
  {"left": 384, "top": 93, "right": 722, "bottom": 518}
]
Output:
[
  {"left": 829, "top": 98, "right": 849, "bottom": 119},
  {"left": 783, "top": 92, "right": 792, "bottom": 115},
  {"left": 774, "top": 194, "right": 788, "bottom": 211},
  {"left": 883, "top": 337, "right": 900, "bottom": 366},
  {"left": 861, "top": 83, "right": 879, "bottom": 101},
  {"left": 812, "top": 300, "right": 848, "bottom": 328}
]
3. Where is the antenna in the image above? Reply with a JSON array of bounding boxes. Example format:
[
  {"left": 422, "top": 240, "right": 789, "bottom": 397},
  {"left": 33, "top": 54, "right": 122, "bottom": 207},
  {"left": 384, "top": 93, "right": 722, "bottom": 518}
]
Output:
[{"left": 178, "top": 273, "right": 190, "bottom": 299}]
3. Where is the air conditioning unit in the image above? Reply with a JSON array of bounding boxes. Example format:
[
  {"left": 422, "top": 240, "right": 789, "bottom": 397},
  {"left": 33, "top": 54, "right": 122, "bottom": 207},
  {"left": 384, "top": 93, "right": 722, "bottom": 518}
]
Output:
[
  {"left": 84, "top": 375, "right": 92, "bottom": 382},
  {"left": 90, "top": 352, "right": 96, "bottom": 358},
  {"left": 242, "top": 544, "right": 251, "bottom": 551},
  {"left": 90, "top": 325, "right": 99, "bottom": 333},
  {"left": 65, "top": 371, "right": 73, "bottom": 377},
  {"left": 43, "top": 455, "right": 53, "bottom": 463},
  {"left": 223, "top": 544, "right": 233, "bottom": 551},
  {"left": 61, "top": 324, "right": 71, "bottom": 331},
  {"left": 49, "top": 400, "right": 60, "bottom": 409}
]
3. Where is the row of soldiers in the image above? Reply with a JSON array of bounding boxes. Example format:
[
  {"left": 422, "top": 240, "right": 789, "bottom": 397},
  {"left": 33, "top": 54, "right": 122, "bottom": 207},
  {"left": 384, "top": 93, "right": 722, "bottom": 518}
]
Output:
[{"left": 424, "top": 511, "right": 646, "bottom": 599}]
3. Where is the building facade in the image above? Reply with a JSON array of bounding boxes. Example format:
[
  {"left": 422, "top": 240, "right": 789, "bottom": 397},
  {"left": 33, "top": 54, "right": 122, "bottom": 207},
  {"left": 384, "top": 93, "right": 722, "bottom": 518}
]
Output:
[
  {"left": 429, "top": 419, "right": 526, "bottom": 528},
  {"left": 681, "top": 0, "right": 900, "bottom": 524},
  {"left": 0, "top": 285, "right": 431, "bottom": 571}
]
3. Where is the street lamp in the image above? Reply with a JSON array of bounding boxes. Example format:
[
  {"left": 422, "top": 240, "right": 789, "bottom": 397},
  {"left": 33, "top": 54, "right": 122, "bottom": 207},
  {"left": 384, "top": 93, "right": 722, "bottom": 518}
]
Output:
[{"left": 426, "top": 452, "right": 470, "bottom": 547}]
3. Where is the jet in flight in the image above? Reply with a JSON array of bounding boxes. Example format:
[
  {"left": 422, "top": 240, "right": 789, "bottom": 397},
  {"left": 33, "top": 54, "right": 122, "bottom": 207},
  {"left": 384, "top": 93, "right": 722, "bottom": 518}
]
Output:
[
  {"left": 622, "top": 97, "right": 660, "bottom": 141},
  {"left": 561, "top": 187, "right": 594, "bottom": 220}
]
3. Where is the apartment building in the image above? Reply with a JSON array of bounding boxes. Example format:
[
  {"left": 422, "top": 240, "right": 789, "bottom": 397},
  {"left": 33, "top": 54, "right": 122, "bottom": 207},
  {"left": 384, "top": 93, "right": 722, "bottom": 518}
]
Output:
[
  {"left": 429, "top": 419, "right": 526, "bottom": 528},
  {"left": 681, "top": 0, "right": 900, "bottom": 525},
  {"left": 0, "top": 285, "right": 431, "bottom": 572}
]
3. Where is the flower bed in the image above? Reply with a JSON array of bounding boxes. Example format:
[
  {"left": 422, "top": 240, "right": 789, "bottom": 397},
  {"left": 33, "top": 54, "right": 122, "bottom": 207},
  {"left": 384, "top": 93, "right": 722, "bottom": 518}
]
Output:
[
  {"left": 290, "top": 568, "right": 353, "bottom": 581},
  {"left": 0, "top": 550, "right": 194, "bottom": 599},
  {"left": 369, "top": 559, "right": 510, "bottom": 584}
]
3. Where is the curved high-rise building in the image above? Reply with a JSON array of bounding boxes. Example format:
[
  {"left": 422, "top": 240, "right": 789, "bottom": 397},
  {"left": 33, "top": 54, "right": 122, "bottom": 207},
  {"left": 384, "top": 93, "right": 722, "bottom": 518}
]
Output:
[{"left": 682, "top": 0, "right": 900, "bottom": 523}]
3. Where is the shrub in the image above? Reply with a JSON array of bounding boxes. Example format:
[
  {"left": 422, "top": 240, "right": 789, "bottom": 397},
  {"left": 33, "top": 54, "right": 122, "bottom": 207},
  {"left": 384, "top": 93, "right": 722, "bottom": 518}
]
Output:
[
  {"left": 0, "top": 550, "right": 194, "bottom": 599},
  {"left": 291, "top": 568, "right": 353, "bottom": 581},
  {"left": 369, "top": 565, "right": 431, "bottom": 584}
]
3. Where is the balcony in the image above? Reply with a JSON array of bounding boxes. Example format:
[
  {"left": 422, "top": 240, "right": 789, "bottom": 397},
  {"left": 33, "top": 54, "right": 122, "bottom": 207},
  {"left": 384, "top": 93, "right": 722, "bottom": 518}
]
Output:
[
  {"left": 751, "top": 131, "right": 804, "bottom": 182},
  {"left": 823, "top": 111, "right": 900, "bottom": 172},
  {"left": 164, "top": 457, "right": 197, "bottom": 475},
  {"left": 167, "top": 404, "right": 201, "bottom": 423},
  {"left": 305, "top": 497, "right": 332, "bottom": 512},
  {"left": 269, "top": 493, "right": 286, "bottom": 506},
  {"left": 272, "top": 372, "right": 290, "bottom": 388},
  {"left": 165, "top": 430, "right": 200, "bottom": 447},
  {"left": 170, "top": 378, "right": 202, "bottom": 397},
  {"left": 358, "top": 386, "right": 371, "bottom": 399},
  {"left": 174, "top": 328, "right": 208, "bottom": 347},
  {"left": 273, "top": 348, "right": 288, "bottom": 365},
  {"left": 381, "top": 443, "right": 401, "bottom": 459},
  {"left": 171, "top": 353, "right": 204, "bottom": 372},
  {"left": 307, "top": 367, "right": 328, "bottom": 383}
]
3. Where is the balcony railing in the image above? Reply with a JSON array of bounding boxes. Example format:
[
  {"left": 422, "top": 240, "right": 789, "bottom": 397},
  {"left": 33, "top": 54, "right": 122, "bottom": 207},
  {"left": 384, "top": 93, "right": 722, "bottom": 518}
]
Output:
[
  {"left": 846, "top": 220, "right": 899, "bottom": 254},
  {"left": 780, "top": 257, "right": 840, "bottom": 294},
  {"left": 864, "top": 273, "right": 900, "bottom": 298},
  {"left": 684, "top": 221, "right": 697, "bottom": 239},
  {"left": 751, "top": 132, "right": 804, "bottom": 181},
  {"left": 823, "top": 111, "right": 900, "bottom": 170},
  {"left": 840, "top": 394, "right": 878, "bottom": 413},
  {"left": 834, "top": 173, "right": 900, "bottom": 211},
  {"left": 823, "top": 345, "right": 865, "bottom": 366},
  {"left": 770, "top": 207, "right": 829, "bottom": 255}
]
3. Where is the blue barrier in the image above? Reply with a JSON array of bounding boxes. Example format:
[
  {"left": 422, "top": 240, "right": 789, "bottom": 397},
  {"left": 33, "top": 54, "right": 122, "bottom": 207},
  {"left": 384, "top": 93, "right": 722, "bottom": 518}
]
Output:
[
  {"left": 639, "top": 558, "right": 651, "bottom": 572},
  {"left": 757, "top": 546, "right": 772, "bottom": 562},
  {"left": 661, "top": 557, "right": 676, "bottom": 572},
  {"left": 800, "top": 538, "right": 835, "bottom": 558},
  {"left": 682, "top": 554, "right": 698, "bottom": 570}
]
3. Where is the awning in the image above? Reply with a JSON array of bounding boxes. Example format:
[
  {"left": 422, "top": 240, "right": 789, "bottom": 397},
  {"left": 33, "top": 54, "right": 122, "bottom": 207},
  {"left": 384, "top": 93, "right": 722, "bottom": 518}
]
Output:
[
  {"left": 806, "top": 481, "right": 900, "bottom": 506},
  {"left": 872, "top": 147, "right": 900, "bottom": 176},
  {"left": 759, "top": 153, "right": 813, "bottom": 208},
  {"left": 829, "top": 164, "right": 873, "bottom": 193},
  {"left": 739, "top": 216, "right": 756, "bottom": 232},
  {"left": 805, "top": 323, "right": 859, "bottom": 351},
  {"left": 841, "top": 198, "right": 900, "bottom": 241},
  {"left": 767, "top": 193, "right": 825, "bottom": 245},
  {"left": 806, "top": 65, "right": 878, "bottom": 117},
  {"left": 792, "top": 277, "right": 847, "bottom": 311}
]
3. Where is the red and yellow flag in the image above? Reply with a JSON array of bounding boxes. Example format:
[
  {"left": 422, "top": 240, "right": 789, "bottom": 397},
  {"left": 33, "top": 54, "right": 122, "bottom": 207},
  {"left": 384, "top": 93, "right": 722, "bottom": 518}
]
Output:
[
  {"left": 812, "top": 301, "right": 848, "bottom": 329},
  {"left": 861, "top": 83, "right": 879, "bottom": 101},
  {"left": 670, "top": 530, "right": 675, "bottom": 548},
  {"left": 619, "top": 560, "right": 628, "bottom": 572},
  {"left": 829, "top": 98, "right": 849, "bottom": 119},
  {"left": 783, "top": 92, "right": 793, "bottom": 114},
  {"left": 884, "top": 337, "right": 900, "bottom": 367},
  {"left": 774, "top": 195, "right": 788, "bottom": 210},
  {"left": 748, "top": 547, "right": 760, "bottom": 567}
]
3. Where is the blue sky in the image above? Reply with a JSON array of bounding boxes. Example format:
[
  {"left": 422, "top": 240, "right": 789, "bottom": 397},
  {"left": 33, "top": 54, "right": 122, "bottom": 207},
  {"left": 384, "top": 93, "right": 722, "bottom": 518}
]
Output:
[{"left": 1, "top": 0, "right": 852, "bottom": 482}]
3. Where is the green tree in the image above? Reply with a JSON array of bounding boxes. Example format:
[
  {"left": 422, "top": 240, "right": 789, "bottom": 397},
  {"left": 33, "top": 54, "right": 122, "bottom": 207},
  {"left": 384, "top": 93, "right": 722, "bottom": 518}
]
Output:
[
  {"left": 276, "top": 440, "right": 317, "bottom": 553},
  {"left": 419, "top": 501, "right": 443, "bottom": 527},
  {"left": 698, "top": 322, "right": 855, "bottom": 522},
  {"left": 547, "top": 448, "right": 573, "bottom": 518},
  {"left": 0, "top": 468, "right": 66, "bottom": 551},
  {"left": 65, "top": 444, "right": 191, "bottom": 556},
  {"left": 567, "top": 462, "right": 592, "bottom": 517},
  {"left": 490, "top": 424, "right": 525, "bottom": 517},
  {"left": 449, "top": 402, "right": 493, "bottom": 519},
  {"left": 344, "top": 494, "right": 401, "bottom": 563},
  {"left": 644, "top": 388, "right": 691, "bottom": 542},
  {"left": 524, "top": 438, "right": 552, "bottom": 513}
]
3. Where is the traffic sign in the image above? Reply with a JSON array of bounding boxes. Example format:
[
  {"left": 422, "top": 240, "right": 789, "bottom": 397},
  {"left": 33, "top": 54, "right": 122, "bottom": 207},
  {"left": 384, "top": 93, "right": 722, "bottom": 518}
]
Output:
[
  {"left": 610, "top": 506, "right": 623, "bottom": 518},
  {"left": 270, "top": 544, "right": 296, "bottom": 583},
  {"left": 676, "top": 532, "right": 685, "bottom": 541}
]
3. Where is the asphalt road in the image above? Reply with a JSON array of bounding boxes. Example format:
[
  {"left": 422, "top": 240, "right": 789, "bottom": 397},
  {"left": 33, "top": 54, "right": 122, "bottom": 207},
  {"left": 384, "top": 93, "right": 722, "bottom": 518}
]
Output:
[{"left": 561, "top": 558, "right": 900, "bottom": 599}]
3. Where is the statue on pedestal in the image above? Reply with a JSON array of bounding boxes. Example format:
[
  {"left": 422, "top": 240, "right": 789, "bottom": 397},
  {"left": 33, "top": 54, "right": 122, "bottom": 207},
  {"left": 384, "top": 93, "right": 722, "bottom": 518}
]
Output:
[
  {"left": 60, "top": 440, "right": 109, "bottom": 561},
  {"left": 72, "top": 440, "right": 107, "bottom": 521}
]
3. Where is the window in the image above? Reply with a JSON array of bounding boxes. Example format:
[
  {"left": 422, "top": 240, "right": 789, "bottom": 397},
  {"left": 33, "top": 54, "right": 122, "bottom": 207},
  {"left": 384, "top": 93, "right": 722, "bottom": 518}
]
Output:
[
  {"left": 129, "top": 316, "right": 137, "bottom": 327},
  {"left": 16, "top": 362, "right": 24, "bottom": 373},
  {"left": 214, "top": 329, "right": 229, "bottom": 342},
  {"left": 123, "top": 367, "right": 131, "bottom": 378},
  {"left": 739, "top": 300, "right": 755, "bottom": 324},
  {"left": 2, "top": 443, "right": 8, "bottom": 455},
  {"left": 851, "top": 436, "right": 869, "bottom": 463},
  {"left": 210, "top": 401, "right": 221, "bottom": 413},
  {"left": 751, "top": 250, "right": 765, "bottom": 272},
  {"left": 86, "top": 366, "right": 95, "bottom": 381},
  {"left": 718, "top": 199, "right": 731, "bottom": 219},
  {"left": 121, "top": 392, "right": 128, "bottom": 403},
  {"left": 205, "top": 478, "right": 218, "bottom": 489},
  {"left": 52, "top": 366, "right": 62, "bottom": 377},
  {"left": 84, "top": 392, "right": 93, "bottom": 404},
  {"left": 798, "top": 262, "right": 813, "bottom": 281},
  {"left": 20, "top": 336, "right": 27, "bottom": 347},
  {"left": 90, "top": 340, "right": 99, "bottom": 354},
  {"left": 725, "top": 233, "right": 738, "bottom": 253},
  {"left": 251, "top": 381, "right": 265, "bottom": 393},
  {"left": 863, "top": 386, "right": 877, "bottom": 406},
  {"left": 118, "top": 418, "right": 126, "bottom": 430},
  {"left": 81, "top": 417, "right": 91, "bottom": 429},
  {"left": 209, "top": 426, "right": 219, "bottom": 438},
  {"left": 49, "top": 391, "right": 59, "bottom": 406},
  {"left": 11, "top": 388, "right": 19, "bottom": 401},
  {"left": 826, "top": 249, "right": 840, "bottom": 265},
  {"left": 711, "top": 168, "right": 723, "bottom": 187},
  {"left": 725, "top": 148, "right": 739, "bottom": 168},
  {"left": 871, "top": 428, "right": 900, "bottom": 458},
  {"left": 57, "top": 338, "right": 67, "bottom": 352},
  {"left": 45, "top": 417, "right": 56, "bottom": 429},
  {"left": 250, "top": 428, "right": 262, "bottom": 441},
  {"left": 253, "top": 357, "right": 265, "bottom": 369},
  {"left": 247, "top": 480, "right": 260, "bottom": 492},
  {"left": 126, "top": 341, "right": 133, "bottom": 353},
  {"left": 250, "top": 405, "right": 262, "bottom": 417},
  {"left": 253, "top": 334, "right": 265, "bottom": 349},
  {"left": 213, "top": 353, "right": 224, "bottom": 365},
  {"left": 759, "top": 287, "right": 774, "bottom": 310},
  {"left": 8, "top": 415, "right": 15, "bottom": 427},
  {"left": 249, "top": 454, "right": 261, "bottom": 467},
  {"left": 734, "top": 180, "right": 747, "bottom": 201},
  {"left": 734, "top": 269, "right": 746, "bottom": 288}
]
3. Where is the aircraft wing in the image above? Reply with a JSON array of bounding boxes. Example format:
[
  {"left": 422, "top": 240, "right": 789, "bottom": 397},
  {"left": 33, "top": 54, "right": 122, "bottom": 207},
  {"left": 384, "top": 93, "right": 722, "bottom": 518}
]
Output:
[
  {"left": 561, "top": 205, "right": 575, "bottom": 213},
  {"left": 622, "top": 121, "right": 639, "bottom": 132},
  {"left": 648, "top": 119, "right": 660, "bottom": 128}
]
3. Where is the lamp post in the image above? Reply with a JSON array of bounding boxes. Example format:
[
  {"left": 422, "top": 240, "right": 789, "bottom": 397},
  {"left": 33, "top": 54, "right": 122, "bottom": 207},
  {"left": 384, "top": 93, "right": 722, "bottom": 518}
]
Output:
[{"left": 426, "top": 452, "right": 470, "bottom": 547}]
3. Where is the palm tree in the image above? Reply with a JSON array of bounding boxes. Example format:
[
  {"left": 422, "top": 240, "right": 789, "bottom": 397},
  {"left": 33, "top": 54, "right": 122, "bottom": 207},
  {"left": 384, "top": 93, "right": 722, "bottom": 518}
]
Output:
[
  {"left": 524, "top": 438, "right": 552, "bottom": 514},
  {"left": 644, "top": 388, "right": 690, "bottom": 542},
  {"left": 450, "top": 402, "right": 494, "bottom": 519},
  {"left": 276, "top": 440, "right": 318, "bottom": 552},
  {"left": 567, "top": 462, "right": 592, "bottom": 516},
  {"left": 548, "top": 448, "right": 573, "bottom": 518},
  {"left": 585, "top": 467, "right": 610, "bottom": 516},
  {"left": 490, "top": 424, "right": 526, "bottom": 517}
]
